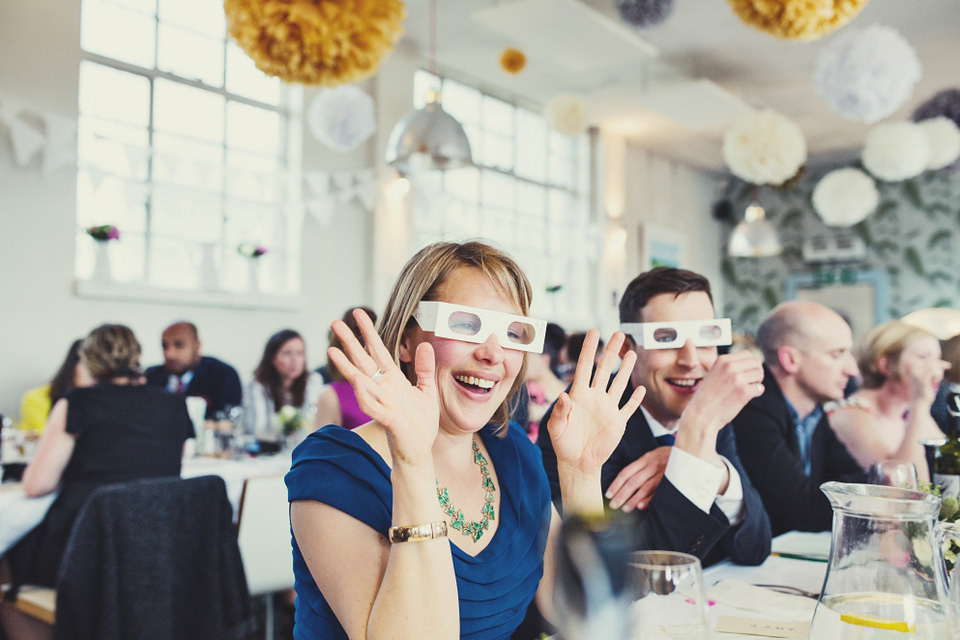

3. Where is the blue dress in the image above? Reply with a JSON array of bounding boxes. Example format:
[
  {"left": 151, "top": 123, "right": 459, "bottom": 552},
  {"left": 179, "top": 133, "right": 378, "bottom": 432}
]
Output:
[{"left": 285, "top": 422, "right": 552, "bottom": 639}]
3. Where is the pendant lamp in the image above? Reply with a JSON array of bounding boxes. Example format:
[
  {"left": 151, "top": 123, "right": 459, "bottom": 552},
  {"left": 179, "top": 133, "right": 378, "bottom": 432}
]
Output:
[
  {"left": 727, "top": 202, "right": 782, "bottom": 258},
  {"left": 385, "top": 0, "right": 472, "bottom": 172}
]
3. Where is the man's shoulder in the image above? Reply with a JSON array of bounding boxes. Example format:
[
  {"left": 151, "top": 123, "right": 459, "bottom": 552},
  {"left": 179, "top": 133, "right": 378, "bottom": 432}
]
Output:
[
  {"left": 143, "top": 365, "right": 167, "bottom": 385},
  {"left": 197, "top": 355, "right": 240, "bottom": 375}
]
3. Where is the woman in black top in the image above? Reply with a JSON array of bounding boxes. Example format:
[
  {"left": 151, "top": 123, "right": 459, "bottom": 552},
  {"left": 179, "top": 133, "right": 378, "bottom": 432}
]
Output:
[{"left": 2, "top": 324, "right": 194, "bottom": 635}]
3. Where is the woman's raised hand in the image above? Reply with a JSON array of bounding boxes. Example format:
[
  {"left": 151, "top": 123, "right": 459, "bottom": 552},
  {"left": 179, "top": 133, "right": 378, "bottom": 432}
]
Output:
[
  {"left": 547, "top": 330, "right": 645, "bottom": 475},
  {"left": 328, "top": 308, "right": 440, "bottom": 467}
]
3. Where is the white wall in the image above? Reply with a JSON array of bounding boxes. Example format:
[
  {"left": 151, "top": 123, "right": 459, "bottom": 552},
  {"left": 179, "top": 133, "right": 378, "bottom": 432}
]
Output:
[{"left": 0, "top": 0, "right": 373, "bottom": 416}]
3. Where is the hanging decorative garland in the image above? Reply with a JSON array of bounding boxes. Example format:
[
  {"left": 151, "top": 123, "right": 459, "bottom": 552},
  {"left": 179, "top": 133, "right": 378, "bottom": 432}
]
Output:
[
  {"left": 543, "top": 94, "right": 589, "bottom": 137},
  {"left": 726, "top": 0, "right": 870, "bottom": 41},
  {"left": 614, "top": 0, "right": 675, "bottom": 29},
  {"left": 913, "top": 89, "right": 960, "bottom": 131},
  {"left": 812, "top": 168, "right": 878, "bottom": 227},
  {"left": 224, "top": 0, "right": 406, "bottom": 86},
  {"left": 722, "top": 109, "right": 807, "bottom": 186},
  {"left": 814, "top": 25, "right": 921, "bottom": 123},
  {"left": 916, "top": 117, "right": 960, "bottom": 171}
]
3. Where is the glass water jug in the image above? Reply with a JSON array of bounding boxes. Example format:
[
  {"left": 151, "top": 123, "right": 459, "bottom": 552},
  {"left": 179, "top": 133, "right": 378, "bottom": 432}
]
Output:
[{"left": 810, "top": 482, "right": 955, "bottom": 639}]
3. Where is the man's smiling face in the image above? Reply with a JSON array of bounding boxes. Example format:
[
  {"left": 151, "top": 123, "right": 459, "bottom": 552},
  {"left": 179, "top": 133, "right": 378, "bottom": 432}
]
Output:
[{"left": 626, "top": 291, "right": 718, "bottom": 429}]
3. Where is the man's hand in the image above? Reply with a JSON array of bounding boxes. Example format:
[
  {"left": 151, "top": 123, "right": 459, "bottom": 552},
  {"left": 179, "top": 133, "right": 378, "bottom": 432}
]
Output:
[{"left": 604, "top": 447, "right": 670, "bottom": 511}]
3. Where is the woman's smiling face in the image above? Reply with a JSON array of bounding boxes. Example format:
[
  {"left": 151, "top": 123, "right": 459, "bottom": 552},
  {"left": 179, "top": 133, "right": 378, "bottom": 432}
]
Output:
[{"left": 400, "top": 267, "right": 526, "bottom": 435}]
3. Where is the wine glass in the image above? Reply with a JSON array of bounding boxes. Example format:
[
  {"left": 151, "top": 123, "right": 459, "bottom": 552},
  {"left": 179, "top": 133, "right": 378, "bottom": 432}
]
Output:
[
  {"left": 628, "top": 550, "right": 709, "bottom": 640},
  {"left": 867, "top": 461, "right": 919, "bottom": 490}
]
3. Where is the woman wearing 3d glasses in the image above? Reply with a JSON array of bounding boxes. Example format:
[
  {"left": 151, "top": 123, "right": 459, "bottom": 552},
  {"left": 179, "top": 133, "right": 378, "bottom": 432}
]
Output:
[{"left": 285, "top": 241, "right": 645, "bottom": 639}]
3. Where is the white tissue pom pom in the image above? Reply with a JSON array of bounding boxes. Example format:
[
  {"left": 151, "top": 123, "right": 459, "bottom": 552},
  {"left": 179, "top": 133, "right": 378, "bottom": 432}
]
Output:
[
  {"left": 862, "top": 122, "right": 930, "bottom": 181},
  {"left": 543, "top": 94, "right": 589, "bottom": 137},
  {"left": 814, "top": 25, "right": 922, "bottom": 123},
  {"left": 812, "top": 168, "right": 878, "bottom": 227},
  {"left": 722, "top": 109, "right": 807, "bottom": 185},
  {"left": 307, "top": 85, "right": 376, "bottom": 152},
  {"left": 918, "top": 117, "right": 960, "bottom": 170}
]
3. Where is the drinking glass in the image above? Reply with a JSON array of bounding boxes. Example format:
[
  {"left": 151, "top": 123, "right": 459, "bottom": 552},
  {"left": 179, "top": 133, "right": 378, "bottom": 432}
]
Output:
[
  {"left": 867, "top": 461, "right": 919, "bottom": 490},
  {"left": 628, "top": 550, "right": 709, "bottom": 640}
]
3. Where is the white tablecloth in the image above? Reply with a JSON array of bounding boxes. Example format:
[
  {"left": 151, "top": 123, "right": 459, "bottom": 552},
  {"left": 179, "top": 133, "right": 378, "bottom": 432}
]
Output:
[{"left": 0, "top": 453, "right": 292, "bottom": 557}]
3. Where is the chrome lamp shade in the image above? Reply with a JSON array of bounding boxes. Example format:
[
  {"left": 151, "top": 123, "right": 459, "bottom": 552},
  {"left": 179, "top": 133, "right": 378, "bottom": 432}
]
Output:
[
  {"left": 727, "top": 204, "right": 782, "bottom": 258},
  {"left": 385, "top": 100, "right": 473, "bottom": 172}
]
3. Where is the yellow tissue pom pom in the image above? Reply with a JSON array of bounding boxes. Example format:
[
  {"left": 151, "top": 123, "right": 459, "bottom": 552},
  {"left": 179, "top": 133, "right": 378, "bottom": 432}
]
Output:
[
  {"left": 726, "top": 0, "right": 869, "bottom": 41},
  {"left": 224, "top": 0, "right": 406, "bottom": 86},
  {"left": 500, "top": 48, "right": 527, "bottom": 74}
]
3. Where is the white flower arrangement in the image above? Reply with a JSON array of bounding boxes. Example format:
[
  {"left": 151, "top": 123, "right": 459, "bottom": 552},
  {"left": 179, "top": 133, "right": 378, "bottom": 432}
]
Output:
[
  {"left": 917, "top": 117, "right": 960, "bottom": 170},
  {"left": 543, "top": 93, "right": 589, "bottom": 137},
  {"left": 814, "top": 24, "right": 921, "bottom": 123},
  {"left": 722, "top": 109, "right": 807, "bottom": 186},
  {"left": 307, "top": 85, "right": 377, "bottom": 152},
  {"left": 862, "top": 121, "right": 930, "bottom": 182},
  {"left": 812, "top": 168, "right": 878, "bottom": 227}
]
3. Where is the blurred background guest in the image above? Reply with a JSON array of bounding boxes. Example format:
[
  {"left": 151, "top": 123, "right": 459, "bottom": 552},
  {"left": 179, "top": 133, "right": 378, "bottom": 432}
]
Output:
[
  {"left": 18, "top": 340, "right": 92, "bottom": 435},
  {"left": 242, "top": 329, "right": 322, "bottom": 443},
  {"left": 545, "top": 323, "right": 573, "bottom": 383},
  {"left": 827, "top": 320, "right": 949, "bottom": 483},
  {"left": 932, "top": 332, "right": 960, "bottom": 433},
  {"left": 525, "top": 322, "right": 568, "bottom": 442},
  {"left": 1, "top": 324, "right": 194, "bottom": 640},
  {"left": 314, "top": 308, "right": 376, "bottom": 430},
  {"left": 144, "top": 321, "right": 242, "bottom": 420}
]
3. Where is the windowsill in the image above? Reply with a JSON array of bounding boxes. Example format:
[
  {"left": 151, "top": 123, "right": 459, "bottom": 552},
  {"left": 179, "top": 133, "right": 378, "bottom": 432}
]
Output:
[{"left": 74, "top": 278, "right": 302, "bottom": 311}]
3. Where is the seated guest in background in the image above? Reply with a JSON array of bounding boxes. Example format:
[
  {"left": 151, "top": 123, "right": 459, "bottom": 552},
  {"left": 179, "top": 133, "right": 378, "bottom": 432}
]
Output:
[
  {"left": 932, "top": 333, "right": 960, "bottom": 433},
  {"left": 524, "top": 322, "right": 568, "bottom": 442},
  {"left": 1, "top": 324, "right": 193, "bottom": 640},
  {"left": 566, "top": 331, "right": 604, "bottom": 371},
  {"left": 286, "top": 241, "right": 643, "bottom": 638},
  {"left": 545, "top": 323, "right": 573, "bottom": 383},
  {"left": 315, "top": 307, "right": 377, "bottom": 430},
  {"left": 144, "top": 321, "right": 242, "bottom": 420},
  {"left": 827, "top": 320, "right": 949, "bottom": 483},
  {"left": 19, "top": 339, "right": 93, "bottom": 434},
  {"left": 732, "top": 301, "right": 864, "bottom": 537},
  {"left": 540, "top": 266, "right": 771, "bottom": 566},
  {"left": 242, "top": 329, "right": 322, "bottom": 442}
]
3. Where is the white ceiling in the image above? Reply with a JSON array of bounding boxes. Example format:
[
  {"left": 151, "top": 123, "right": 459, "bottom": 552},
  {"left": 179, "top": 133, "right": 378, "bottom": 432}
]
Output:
[{"left": 399, "top": 0, "right": 960, "bottom": 174}]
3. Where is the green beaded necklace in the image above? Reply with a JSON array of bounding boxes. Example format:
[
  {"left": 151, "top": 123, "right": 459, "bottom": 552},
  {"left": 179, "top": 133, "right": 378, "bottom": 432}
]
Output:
[{"left": 436, "top": 438, "right": 496, "bottom": 543}]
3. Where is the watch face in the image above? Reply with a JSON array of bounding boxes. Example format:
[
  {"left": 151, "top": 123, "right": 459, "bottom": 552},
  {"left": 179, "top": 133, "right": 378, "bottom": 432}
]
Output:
[{"left": 950, "top": 392, "right": 960, "bottom": 417}]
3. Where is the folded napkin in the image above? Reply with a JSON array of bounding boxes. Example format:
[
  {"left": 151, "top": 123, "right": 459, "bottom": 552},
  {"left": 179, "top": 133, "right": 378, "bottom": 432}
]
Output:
[{"left": 708, "top": 580, "right": 817, "bottom": 621}]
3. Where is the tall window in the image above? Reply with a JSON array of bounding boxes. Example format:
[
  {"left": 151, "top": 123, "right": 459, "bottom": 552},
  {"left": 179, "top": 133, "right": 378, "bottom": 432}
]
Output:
[
  {"left": 76, "top": 0, "right": 300, "bottom": 295},
  {"left": 410, "top": 71, "right": 596, "bottom": 324}
]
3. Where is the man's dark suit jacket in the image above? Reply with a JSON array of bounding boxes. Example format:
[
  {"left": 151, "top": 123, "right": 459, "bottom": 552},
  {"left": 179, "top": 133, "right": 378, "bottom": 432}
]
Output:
[
  {"left": 731, "top": 366, "right": 865, "bottom": 537},
  {"left": 538, "top": 380, "right": 772, "bottom": 567},
  {"left": 145, "top": 356, "right": 243, "bottom": 420}
]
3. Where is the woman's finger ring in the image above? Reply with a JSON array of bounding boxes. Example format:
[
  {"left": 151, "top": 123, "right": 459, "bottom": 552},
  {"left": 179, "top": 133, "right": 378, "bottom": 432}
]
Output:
[
  {"left": 371, "top": 369, "right": 384, "bottom": 381},
  {"left": 755, "top": 383, "right": 764, "bottom": 396}
]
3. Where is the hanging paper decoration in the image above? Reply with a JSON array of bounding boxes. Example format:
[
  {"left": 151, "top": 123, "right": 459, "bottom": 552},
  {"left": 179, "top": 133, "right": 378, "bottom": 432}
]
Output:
[
  {"left": 812, "top": 168, "right": 878, "bottom": 227},
  {"left": 722, "top": 109, "right": 807, "bottom": 185},
  {"left": 499, "top": 48, "right": 526, "bottom": 74},
  {"left": 913, "top": 88, "right": 960, "bottom": 130},
  {"left": 862, "top": 121, "right": 930, "bottom": 182},
  {"left": 307, "top": 86, "right": 376, "bottom": 152},
  {"left": 614, "top": 0, "right": 674, "bottom": 29},
  {"left": 917, "top": 117, "right": 960, "bottom": 170},
  {"left": 727, "top": 0, "right": 869, "bottom": 41},
  {"left": 224, "top": 0, "right": 405, "bottom": 86},
  {"left": 543, "top": 93, "right": 589, "bottom": 137},
  {"left": 814, "top": 25, "right": 921, "bottom": 123}
]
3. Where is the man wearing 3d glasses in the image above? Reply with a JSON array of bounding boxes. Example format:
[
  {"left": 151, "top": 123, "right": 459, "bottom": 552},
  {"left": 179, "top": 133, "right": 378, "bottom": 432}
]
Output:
[{"left": 539, "top": 266, "right": 772, "bottom": 566}]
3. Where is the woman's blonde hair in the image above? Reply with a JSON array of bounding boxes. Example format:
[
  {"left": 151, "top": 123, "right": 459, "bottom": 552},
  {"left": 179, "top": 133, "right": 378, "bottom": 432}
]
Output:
[
  {"left": 80, "top": 324, "right": 142, "bottom": 382},
  {"left": 377, "top": 241, "right": 533, "bottom": 436},
  {"left": 857, "top": 320, "right": 936, "bottom": 389}
]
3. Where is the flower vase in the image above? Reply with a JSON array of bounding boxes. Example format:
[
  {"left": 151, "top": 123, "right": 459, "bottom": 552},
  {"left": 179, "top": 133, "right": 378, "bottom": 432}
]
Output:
[
  {"left": 92, "top": 241, "right": 112, "bottom": 282},
  {"left": 200, "top": 243, "right": 218, "bottom": 291},
  {"left": 247, "top": 259, "right": 260, "bottom": 294}
]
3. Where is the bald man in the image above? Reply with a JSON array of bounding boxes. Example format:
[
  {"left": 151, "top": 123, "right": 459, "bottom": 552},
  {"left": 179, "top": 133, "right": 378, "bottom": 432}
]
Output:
[
  {"left": 144, "top": 321, "right": 242, "bottom": 420},
  {"left": 731, "top": 301, "right": 865, "bottom": 536}
]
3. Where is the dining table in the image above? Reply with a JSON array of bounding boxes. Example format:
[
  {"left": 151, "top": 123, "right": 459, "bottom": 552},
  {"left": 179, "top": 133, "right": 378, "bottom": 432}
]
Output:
[{"left": 0, "top": 452, "right": 293, "bottom": 558}]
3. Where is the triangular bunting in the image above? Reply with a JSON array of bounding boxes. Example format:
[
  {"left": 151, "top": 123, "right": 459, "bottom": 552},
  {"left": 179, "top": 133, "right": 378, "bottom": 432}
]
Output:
[{"left": 8, "top": 118, "right": 45, "bottom": 167}]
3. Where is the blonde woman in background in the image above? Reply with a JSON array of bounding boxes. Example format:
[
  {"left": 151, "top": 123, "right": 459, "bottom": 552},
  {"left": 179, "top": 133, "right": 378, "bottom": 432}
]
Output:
[{"left": 827, "top": 320, "right": 949, "bottom": 482}]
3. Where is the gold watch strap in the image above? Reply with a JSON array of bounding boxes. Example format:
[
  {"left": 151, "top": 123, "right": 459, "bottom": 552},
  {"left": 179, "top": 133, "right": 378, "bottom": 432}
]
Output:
[{"left": 388, "top": 521, "right": 448, "bottom": 543}]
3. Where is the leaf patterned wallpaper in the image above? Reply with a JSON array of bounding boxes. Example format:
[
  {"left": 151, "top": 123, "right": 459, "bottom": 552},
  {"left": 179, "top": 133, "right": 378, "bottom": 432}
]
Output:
[{"left": 721, "top": 166, "right": 960, "bottom": 337}]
